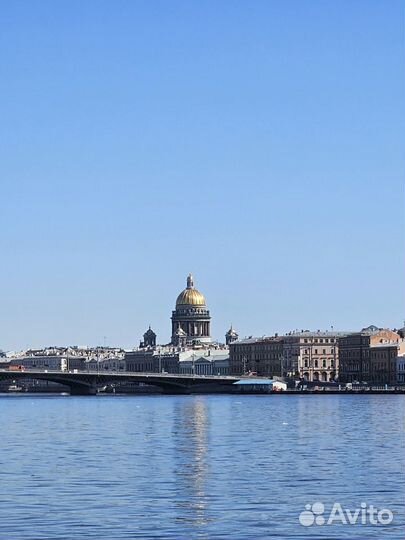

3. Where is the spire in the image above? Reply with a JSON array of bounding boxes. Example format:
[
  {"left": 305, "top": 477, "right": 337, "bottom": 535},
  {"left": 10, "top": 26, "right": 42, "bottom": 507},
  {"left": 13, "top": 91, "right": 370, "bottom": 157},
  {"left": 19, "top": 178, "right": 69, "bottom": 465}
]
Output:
[{"left": 187, "top": 273, "right": 194, "bottom": 289}]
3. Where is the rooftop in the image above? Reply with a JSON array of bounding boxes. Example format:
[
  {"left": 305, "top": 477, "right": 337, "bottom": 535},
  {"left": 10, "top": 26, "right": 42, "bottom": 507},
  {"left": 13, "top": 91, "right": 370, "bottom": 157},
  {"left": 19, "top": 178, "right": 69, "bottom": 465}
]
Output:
[
  {"left": 370, "top": 340, "right": 404, "bottom": 348},
  {"left": 233, "top": 330, "right": 349, "bottom": 344}
]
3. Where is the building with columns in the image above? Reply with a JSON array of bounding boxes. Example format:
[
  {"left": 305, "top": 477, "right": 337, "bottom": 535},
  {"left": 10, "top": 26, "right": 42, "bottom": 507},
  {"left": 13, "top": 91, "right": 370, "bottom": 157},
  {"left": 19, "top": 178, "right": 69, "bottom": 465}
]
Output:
[
  {"left": 125, "top": 273, "right": 233, "bottom": 373},
  {"left": 171, "top": 274, "right": 211, "bottom": 345},
  {"left": 284, "top": 331, "right": 345, "bottom": 382}
]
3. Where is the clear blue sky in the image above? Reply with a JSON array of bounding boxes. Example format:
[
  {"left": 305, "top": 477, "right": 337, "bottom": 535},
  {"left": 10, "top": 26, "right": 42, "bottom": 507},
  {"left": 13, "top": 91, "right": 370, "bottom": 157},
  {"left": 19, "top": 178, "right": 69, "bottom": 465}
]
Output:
[{"left": 1, "top": 1, "right": 404, "bottom": 351}]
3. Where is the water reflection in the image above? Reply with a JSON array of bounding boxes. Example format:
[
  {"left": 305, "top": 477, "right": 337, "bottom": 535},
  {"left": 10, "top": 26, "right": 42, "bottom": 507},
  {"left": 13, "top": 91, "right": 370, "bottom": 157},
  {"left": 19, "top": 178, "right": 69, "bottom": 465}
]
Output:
[{"left": 172, "top": 397, "right": 212, "bottom": 531}]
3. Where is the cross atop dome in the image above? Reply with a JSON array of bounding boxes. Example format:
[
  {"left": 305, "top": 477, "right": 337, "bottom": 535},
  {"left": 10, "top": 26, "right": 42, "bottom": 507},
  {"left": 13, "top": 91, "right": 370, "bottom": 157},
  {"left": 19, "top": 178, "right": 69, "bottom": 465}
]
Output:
[{"left": 187, "top": 273, "right": 194, "bottom": 289}]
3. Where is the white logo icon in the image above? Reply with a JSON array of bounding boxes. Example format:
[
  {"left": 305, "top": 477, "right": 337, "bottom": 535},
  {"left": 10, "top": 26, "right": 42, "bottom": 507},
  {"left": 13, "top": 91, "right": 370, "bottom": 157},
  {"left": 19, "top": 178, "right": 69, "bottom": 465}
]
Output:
[{"left": 299, "top": 502, "right": 325, "bottom": 527}]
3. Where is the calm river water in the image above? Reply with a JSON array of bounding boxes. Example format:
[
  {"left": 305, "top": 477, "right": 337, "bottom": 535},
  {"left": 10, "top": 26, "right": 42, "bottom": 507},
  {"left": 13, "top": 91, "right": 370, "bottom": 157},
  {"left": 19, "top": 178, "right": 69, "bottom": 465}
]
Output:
[{"left": 0, "top": 393, "right": 404, "bottom": 539}]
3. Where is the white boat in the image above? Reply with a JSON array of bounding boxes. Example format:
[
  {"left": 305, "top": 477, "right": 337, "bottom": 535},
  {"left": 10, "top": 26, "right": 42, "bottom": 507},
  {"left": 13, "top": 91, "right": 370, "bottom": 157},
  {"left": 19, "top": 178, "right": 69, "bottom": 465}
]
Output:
[{"left": 8, "top": 384, "right": 24, "bottom": 392}]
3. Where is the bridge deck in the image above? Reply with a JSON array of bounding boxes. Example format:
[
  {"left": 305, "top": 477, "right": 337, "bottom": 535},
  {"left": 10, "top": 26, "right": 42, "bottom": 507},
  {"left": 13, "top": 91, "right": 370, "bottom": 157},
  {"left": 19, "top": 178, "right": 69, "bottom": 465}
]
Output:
[{"left": 0, "top": 369, "right": 241, "bottom": 394}]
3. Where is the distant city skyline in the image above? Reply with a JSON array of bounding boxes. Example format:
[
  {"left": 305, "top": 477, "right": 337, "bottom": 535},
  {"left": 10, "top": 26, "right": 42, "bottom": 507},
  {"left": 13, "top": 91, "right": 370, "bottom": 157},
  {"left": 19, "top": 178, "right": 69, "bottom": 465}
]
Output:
[{"left": 1, "top": 1, "right": 404, "bottom": 350}]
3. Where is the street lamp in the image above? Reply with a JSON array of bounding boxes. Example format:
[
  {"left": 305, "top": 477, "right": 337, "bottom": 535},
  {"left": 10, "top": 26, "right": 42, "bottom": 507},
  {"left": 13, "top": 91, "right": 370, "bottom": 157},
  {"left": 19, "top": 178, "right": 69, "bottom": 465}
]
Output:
[{"left": 242, "top": 355, "right": 247, "bottom": 375}]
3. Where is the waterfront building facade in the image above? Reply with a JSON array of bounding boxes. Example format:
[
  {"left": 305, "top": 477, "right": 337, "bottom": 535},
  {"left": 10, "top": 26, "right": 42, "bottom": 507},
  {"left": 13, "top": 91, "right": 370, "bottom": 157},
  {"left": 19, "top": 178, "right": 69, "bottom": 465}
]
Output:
[
  {"left": 229, "top": 330, "right": 345, "bottom": 381},
  {"left": 179, "top": 350, "right": 229, "bottom": 376},
  {"left": 229, "top": 337, "right": 284, "bottom": 378},
  {"left": 125, "top": 349, "right": 180, "bottom": 373},
  {"left": 369, "top": 343, "right": 405, "bottom": 385},
  {"left": 397, "top": 355, "right": 405, "bottom": 384},
  {"left": 87, "top": 356, "right": 127, "bottom": 372},
  {"left": 6, "top": 346, "right": 126, "bottom": 374},
  {"left": 171, "top": 274, "right": 211, "bottom": 345},
  {"left": 9, "top": 355, "right": 85, "bottom": 371},
  {"left": 285, "top": 331, "right": 345, "bottom": 382},
  {"left": 125, "top": 345, "right": 230, "bottom": 375},
  {"left": 339, "top": 327, "right": 405, "bottom": 384}
]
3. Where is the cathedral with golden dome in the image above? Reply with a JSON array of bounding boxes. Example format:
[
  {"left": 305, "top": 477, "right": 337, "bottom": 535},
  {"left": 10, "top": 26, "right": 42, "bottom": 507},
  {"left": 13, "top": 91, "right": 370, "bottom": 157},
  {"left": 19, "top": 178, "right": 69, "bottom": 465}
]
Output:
[{"left": 171, "top": 274, "right": 212, "bottom": 346}]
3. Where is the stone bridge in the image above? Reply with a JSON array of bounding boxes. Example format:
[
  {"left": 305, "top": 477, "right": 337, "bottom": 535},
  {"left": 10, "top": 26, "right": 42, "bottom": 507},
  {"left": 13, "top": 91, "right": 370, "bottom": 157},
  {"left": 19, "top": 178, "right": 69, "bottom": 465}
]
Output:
[{"left": 0, "top": 369, "right": 240, "bottom": 395}]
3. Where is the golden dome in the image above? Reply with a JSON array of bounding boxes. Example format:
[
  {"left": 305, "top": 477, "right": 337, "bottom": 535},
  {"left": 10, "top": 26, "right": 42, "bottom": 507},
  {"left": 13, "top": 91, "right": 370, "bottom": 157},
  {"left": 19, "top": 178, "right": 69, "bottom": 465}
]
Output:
[{"left": 176, "top": 274, "right": 206, "bottom": 307}]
